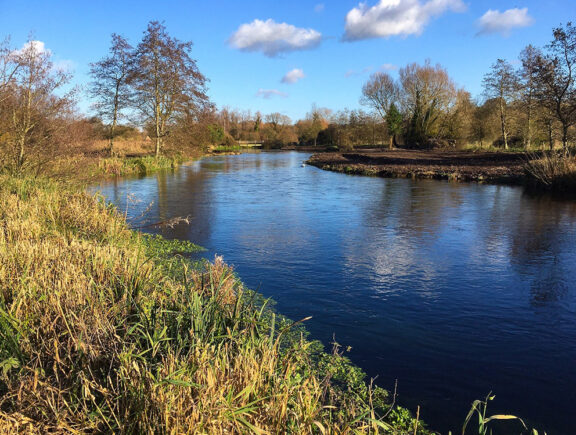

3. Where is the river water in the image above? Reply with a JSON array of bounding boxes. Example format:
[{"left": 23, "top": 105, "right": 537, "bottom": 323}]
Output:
[{"left": 92, "top": 151, "right": 576, "bottom": 434}]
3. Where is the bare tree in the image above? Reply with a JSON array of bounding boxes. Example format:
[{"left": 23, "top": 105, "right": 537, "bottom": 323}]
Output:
[
  {"left": 361, "top": 72, "right": 399, "bottom": 119},
  {"left": 3, "top": 40, "right": 73, "bottom": 173},
  {"left": 443, "top": 89, "right": 475, "bottom": 147},
  {"left": 305, "top": 104, "right": 329, "bottom": 146},
  {"left": 327, "top": 109, "right": 351, "bottom": 149},
  {"left": 483, "top": 59, "right": 517, "bottom": 149},
  {"left": 0, "top": 37, "right": 20, "bottom": 104},
  {"left": 534, "top": 22, "right": 576, "bottom": 150},
  {"left": 361, "top": 72, "right": 401, "bottom": 149},
  {"left": 519, "top": 45, "right": 542, "bottom": 149},
  {"left": 132, "top": 21, "right": 209, "bottom": 157},
  {"left": 468, "top": 98, "right": 499, "bottom": 148},
  {"left": 0, "top": 39, "right": 16, "bottom": 147},
  {"left": 89, "top": 34, "right": 133, "bottom": 156},
  {"left": 400, "top": 61, "right": 457, "bottom": 146},
  {"left": 265, "top": 112, "right": 291, "bottom": 135}
]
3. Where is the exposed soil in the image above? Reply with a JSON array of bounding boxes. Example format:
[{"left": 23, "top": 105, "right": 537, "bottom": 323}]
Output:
[{"left": 306, "top": 149, "right": 529, "bottom": 184}]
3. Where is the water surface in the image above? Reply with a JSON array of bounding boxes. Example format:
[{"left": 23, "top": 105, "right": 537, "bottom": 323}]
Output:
[{"left": 92, "top": 151, "right": 576, "bottom": 434}]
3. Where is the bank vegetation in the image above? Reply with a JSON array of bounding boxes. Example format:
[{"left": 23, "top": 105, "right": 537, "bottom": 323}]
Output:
[{"left": 0, "top": 174, "right": 428, "bottom": 433}]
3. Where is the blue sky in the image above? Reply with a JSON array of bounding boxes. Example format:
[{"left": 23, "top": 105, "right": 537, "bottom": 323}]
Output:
[{"left": 1, "top": 0, "right": 575, "bottom": 121}]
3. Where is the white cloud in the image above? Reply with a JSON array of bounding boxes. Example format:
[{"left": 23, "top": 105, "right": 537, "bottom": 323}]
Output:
[
  {"left": 380, "top": 63, "right": 398, "bottom": 71},
  {"left": 314, "top": 4, "right": 325, "bottom": 13},
  {"left": 343, "top": 0, "right": 466, "bottom": 41},
  {"left": 281, "top": 68, "right": 305, "bottom": 84},
  {"left": 12, "top": 40, "right": 50, "bottom": 57},
  {"left": 476, "top": 8, "right": 534, "bottom": 36},
  {"left": 256, "top": 89, "right": 288, "bottom": 99},
  {"left": 229, "top": 19, "right": 322, "bottom": 57},
  {"left": 11, "top": 41, "right": 74, "bottom": 73}
]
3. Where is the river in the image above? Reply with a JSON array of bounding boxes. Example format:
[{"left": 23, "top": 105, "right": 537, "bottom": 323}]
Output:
[{"left": 91, "top": 151, "right": 576, "bottom": 434}]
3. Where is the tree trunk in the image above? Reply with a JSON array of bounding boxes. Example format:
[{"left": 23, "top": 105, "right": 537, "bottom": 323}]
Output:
[
  {"left": 155, "top": 106, "right": 161, "bottom": 157},
  {"left": 154, "top": 61, "right": 161, "bottom": 157},
  {"left": 109, "top": 117, "right": 117, "bottom": 157},
  {"left": 526, "top": 98, "right": 532, "bottom": 150},
  {"left": 17, "top": 81, "right": 33, "bottom": 170},
  {"left": 562, "top": 124, "right": 569, "bottom": 151},
  {"left": 110, "top": 85, "right": 120, "bottom": 157},
  {"left": 18, "top": 136, "right": 26, "bottom": 170},
  {"left": 109, "top": 129, "right": 115, "bottom": 157},
  {"left": 389, "top": 135, "right": 393, "bottom": 150},
  {"left": 499, "top": 98, "right": 508, "bottom": 150}
]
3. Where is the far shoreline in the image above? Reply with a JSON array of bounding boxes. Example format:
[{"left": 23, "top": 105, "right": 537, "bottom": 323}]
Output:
[{"left": 306, "top": 149, "right": 528, "bottom": 185}]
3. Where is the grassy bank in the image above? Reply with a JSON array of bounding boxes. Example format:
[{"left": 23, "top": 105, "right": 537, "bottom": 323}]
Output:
[
  {"left": 95, "top": 155, "right": 185, "bottom": 177},
  {"left": 48, "top": 154, "right": 187, "bottom": 182},
  {"left": 0, "top": 175, "right": 426, "bottom": 433},
  {"left": 211, "top": 145, "right": 242, "bottom": 153}
]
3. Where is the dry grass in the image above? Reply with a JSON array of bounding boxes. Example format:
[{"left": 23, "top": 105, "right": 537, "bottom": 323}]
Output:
[
  {"left": 524, "top": 151, "right": 576, "bottom": 191},
  {"left": 84, "top": 139, "right": 154, "bottom": 157},
  {"left": 0, "top": 175, "right": 425, "bottom": 433}
]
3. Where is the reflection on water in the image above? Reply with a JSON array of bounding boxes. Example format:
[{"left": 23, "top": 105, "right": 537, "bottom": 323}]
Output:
[{"left": 91, "top": 151, "right": 576, "bottom": 434}]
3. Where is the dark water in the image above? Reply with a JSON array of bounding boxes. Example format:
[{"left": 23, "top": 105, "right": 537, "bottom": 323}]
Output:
[{"left": 92, "top": 151, "right": 576, "bottom": 434}]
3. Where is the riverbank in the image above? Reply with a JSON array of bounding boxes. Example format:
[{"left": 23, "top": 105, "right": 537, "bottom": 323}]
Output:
[
  {"left": 307, "top": 149, "right": 528, "bottom": 184},
  {"left": 0, "top": 174, "right": 426, "bottom": 433},
  {"left": 49, "top": 149, "right": 242, "bottom": 182},
  {"left": 47, "top": 154, "right": 187, "bottom": 182}
]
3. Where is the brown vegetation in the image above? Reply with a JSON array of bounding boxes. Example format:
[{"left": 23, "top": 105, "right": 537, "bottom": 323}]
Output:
[
  {"left": 307, "top": 149, "right": 527, "bottom": 184},
  {"left": 524, "top": 151, "right": 576, "bottom": 190}
]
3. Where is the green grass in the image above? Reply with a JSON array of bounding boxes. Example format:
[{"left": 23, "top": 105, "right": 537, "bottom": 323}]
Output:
[
  {"left": 211, "top": 145, "right": 242, "bottom": 152},
  {"left": 95, "top": 155, "right": 185, "bottom": 177},
  {"left": 0, "top": 174, "right": 427, "bottom": 433}
]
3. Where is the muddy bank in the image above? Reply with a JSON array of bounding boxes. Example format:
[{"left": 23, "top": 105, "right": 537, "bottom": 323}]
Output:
[{"left": 307, "top": 149, "right": 528, "bottom": 184}]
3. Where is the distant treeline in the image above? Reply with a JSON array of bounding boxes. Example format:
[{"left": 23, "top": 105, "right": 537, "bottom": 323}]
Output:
[
  {"left": 357, "top": 22, "right": 576, "bottom": 152},
  {"left": 1, "top": 21, "right": 575, "bottom": 174},
  {"left": 213, "top": 22, "right": 576, "bottom": 152}
]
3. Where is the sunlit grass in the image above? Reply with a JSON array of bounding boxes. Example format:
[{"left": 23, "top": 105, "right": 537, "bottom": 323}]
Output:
[
  {"left": 0, "top": 174, "right": 425, "bottom": 433},
  {"left": 211, "top": 145, "right": 242, "bottom": 152},
  {"left": 46, "top": 155, "right": 185, "bottom": 182},
  {"left": 96, "top": 155, "right": 184, "bottom": 176}
]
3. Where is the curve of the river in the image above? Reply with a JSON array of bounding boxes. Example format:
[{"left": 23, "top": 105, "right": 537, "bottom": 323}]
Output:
[{"left": 92, "top": 151, "right": 576, "bottom": 434}]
